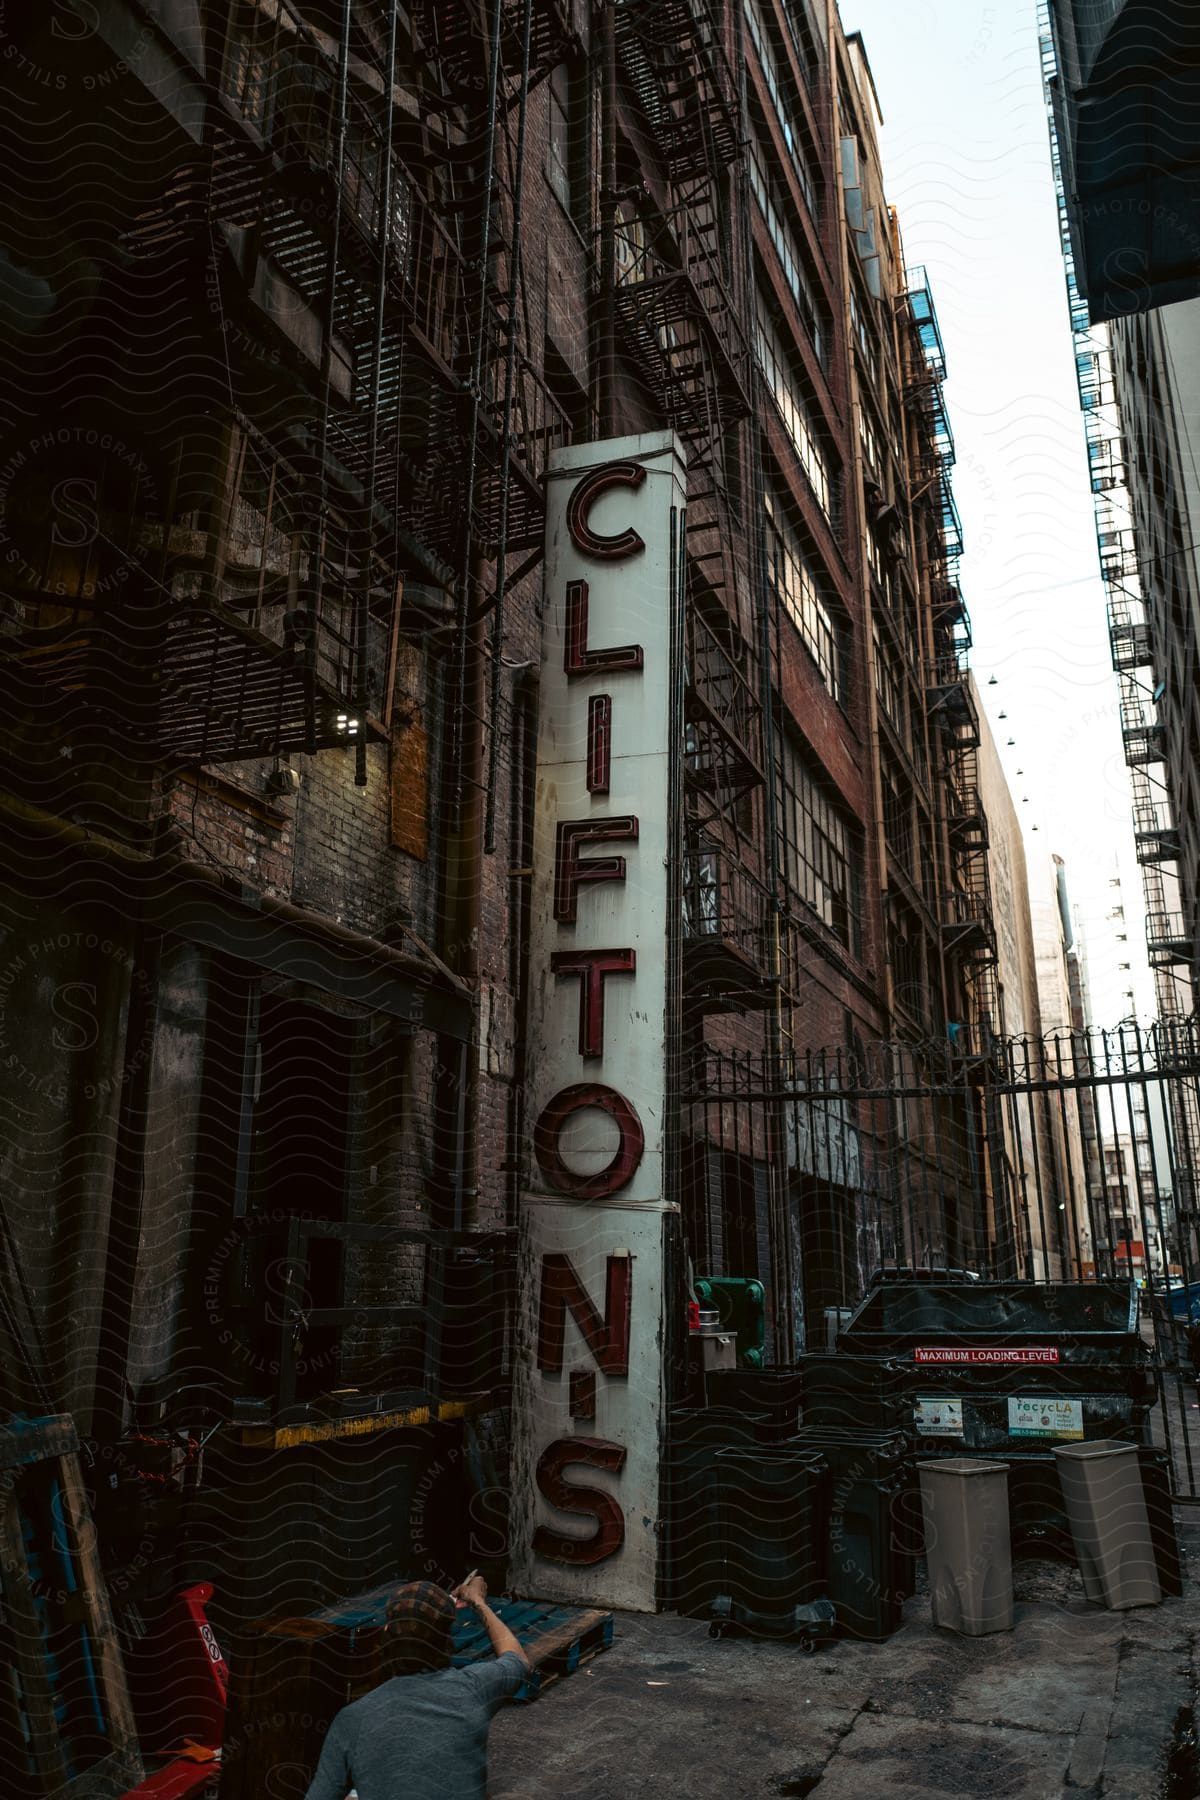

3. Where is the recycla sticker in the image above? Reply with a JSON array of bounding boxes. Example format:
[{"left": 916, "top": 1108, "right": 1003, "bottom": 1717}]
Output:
[{"left": 1007, "top": 1395, "right": 1084, "bottom": 1439}]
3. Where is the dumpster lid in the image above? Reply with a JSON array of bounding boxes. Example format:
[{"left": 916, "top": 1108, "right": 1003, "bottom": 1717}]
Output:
[{"left": 840, "top": 1281, "right": 1141, "bottom": 1356}]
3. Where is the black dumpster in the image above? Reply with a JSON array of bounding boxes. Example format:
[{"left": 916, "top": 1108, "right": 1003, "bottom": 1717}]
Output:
[
  {"left": 705, "top": 1367, "right": 806, "bottom": 1436},
  {"left": 713, "top": 1444, "right": 828, "bottom": 1621},
  {"left": 789, "top": 1425, "right": 912, "bottom": 1640},
  {"left": 801, "top": 1353, "right": 914, "bottom": 1432},
  {"left": 667, "top": 1407, "right": 778, "bottom": 1616},
  {"left": 837, "top": 1280, "right": 1156, "bottom": 1451}
]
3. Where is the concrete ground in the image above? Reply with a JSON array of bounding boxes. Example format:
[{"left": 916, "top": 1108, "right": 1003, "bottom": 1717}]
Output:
[{"left": 489, "top": 1530, "right": 1200, "bottom": 1800}]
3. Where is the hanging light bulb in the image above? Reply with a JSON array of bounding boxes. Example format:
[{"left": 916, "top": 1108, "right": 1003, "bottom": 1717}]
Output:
[
  {"left": 1007, "top": 737, "right": 1016, "bottom": 746},
  {"left": 988, "top": 675, "right": 998, "bottom": 685},
  {"left": 998, "top": 710, "right": 1008, "bottom": 719}
]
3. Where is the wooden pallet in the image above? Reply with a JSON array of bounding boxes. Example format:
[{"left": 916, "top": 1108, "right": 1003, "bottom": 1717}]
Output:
[
  {"left": 0, "top": 1414, "right": 144, "bottom": 1798},
  {"left": 452, "top": 1599, "right": 614, "bottom": 1701},
  {"left": 306, "top": 1584, "right": 614, "bottom": 1700}
]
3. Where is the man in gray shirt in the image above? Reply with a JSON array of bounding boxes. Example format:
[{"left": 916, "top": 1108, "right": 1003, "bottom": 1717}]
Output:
[{"left": 304, "top": 1575, "right": 530, "bottom": 1800}]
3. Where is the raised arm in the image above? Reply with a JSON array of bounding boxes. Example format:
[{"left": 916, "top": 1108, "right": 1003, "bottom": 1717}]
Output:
[{"left": 453, "top": 1574, "right": 532, "bottom": 1669}]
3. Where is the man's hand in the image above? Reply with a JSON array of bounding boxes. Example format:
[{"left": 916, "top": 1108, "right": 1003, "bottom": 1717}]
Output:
[
  {"left": 451, "top": 1573, "right": 530, "bottom": 1669},
  {"left": 453, "top": 1573, "right": 488, "bottom": 1613}
]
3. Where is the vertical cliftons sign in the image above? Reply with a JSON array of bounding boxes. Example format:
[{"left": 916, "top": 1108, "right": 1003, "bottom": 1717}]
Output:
[{"left": 510, "top": 433, "right": 686, "bottom": 1611}]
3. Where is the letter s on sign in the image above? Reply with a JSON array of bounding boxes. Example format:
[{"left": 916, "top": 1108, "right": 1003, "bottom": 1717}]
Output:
[{"left": 533, "top": 1437, "right": 626, "bottom": 1565}]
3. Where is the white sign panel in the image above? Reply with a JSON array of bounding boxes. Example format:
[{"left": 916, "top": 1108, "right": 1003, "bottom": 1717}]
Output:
[
  {"left": 1007, "top": 1395, "right": 1084, "bottom": 1440},
  {"left": 509, "top": 433, "right": 686, "bottom": 1612},
  {"left": 914, "top": 1397, "right": 964, "bottom": 1437}
]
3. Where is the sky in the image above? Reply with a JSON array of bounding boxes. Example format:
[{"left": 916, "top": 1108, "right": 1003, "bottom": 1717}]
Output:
[{"left": 845, "top": 0, "right": 1155, "bottom": 1030}]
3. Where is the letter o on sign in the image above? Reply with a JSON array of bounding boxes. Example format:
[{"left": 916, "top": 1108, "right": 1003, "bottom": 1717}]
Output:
[{"left": 534, "top": 1083, "right": 644, "bottom": 1200}]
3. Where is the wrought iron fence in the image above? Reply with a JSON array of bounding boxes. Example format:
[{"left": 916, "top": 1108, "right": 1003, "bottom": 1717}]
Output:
[{"left": 682, "top": 1018, "right": 1200, "bottom": 1495}]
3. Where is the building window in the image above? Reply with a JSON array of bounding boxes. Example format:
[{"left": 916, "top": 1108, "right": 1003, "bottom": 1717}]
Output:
[
  {"left": 780, "top": 0, "right": 822, "bottom": 87},
  {"left": 874, "top": 625, "right": 904, "bottom": 735},
  {"left": 749, "top": 144, "right": 827, "bottom": 366},
  {"left": 745, "top": 1, "right": 821, "bottom": 219},
  {"left": 764, "top": 485, "right": 846, "bottom": 700},
  {"left": 755, "top": 295, "right": 831, "bottom": 516},
  {"left": 546, "top": 62, "right": 587, "bottom": 228},
  {"left": 858, "top": 403, "right": 881, "bottom": 478},
  {"left": 849, "top": 289, "right": 876, "bottom": 384},
  {"left": 776, "top": 738, "right": 862, "bottom": 954},
  {"left": 887, "top": 908, "right": 926, "bottom": 1023},
  {"left": 881, "top": 766, "right": 909, "bottom": 867}
]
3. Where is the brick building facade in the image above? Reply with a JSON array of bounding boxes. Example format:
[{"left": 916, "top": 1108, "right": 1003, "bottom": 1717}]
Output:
[{"left": 0, "top": 0, "right": 1001, "bottom": 1639}]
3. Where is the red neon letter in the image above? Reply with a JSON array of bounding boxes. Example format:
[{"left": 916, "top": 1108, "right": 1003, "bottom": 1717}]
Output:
[
  {"left": 566, "top": 461, "right": 647, "bottom": 561},
  {"left": 550, "top": 948, "right": 636, "bottom": 1059},
  {"left": 587, "top": 694, "right": 613, "bottom": 793},
  {"left": 554, "top": 817, "right": 638, "bottom": 923},
  {"left": 564, "top": 582, "right": 644, "bottom": 679},
  {"left": 533, "top": 1438, "right": 627, "bottom": 1565},
  {"left": 537, "top": 1251, "right": 633, "bottom": 1376},
  {"left": 534, "top": 1083, "right": 644, "bottom": 1200}
]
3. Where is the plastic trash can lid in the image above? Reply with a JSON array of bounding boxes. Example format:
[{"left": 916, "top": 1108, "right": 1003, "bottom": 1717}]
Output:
[
  {"left": 916, "top": 1458, "right": 1011, "bottom": 1477},
  {"left": 1051, "top": 1439, "right": 1140, "bottom": 1461}
]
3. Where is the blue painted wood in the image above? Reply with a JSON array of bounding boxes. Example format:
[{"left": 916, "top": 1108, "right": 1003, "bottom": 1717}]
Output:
[
  {"left": 302, "top": 1584, "right": 613, "bottom": 1706},
  {"left": 448, "top": 1599, "right": 614, "bottom": 1703}
]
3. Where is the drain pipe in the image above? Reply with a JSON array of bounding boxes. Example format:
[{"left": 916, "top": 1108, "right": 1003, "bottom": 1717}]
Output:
[{"left": 599, "top": 0, "right": 619, "bottom": 435}]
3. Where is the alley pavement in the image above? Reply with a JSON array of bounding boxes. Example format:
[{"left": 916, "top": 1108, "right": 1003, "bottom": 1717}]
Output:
[{"left": 489, "top": 1527, "right": 1200, "bottom": 1800}]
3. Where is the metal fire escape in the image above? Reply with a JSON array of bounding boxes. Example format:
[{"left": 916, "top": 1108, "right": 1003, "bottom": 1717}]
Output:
[
  {"left": 610, "top": 0, "right": 769, "bottom": 1018},
  {"left": 410, "top": 0, "right": 576, "bottom": 838},
  {"left": 112, "top": 0, "right": 568, "bottom": 782},
  {"left": 905, "top": 268, "right": 998, "bottom": 1046}
]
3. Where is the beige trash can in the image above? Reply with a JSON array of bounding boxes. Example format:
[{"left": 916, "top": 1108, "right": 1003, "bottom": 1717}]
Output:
[
  {"left": 918, "top": 1458, "right": 1013, "bottom": 1636},
  {"left": 1053, "top": 1440, "right": 1161, "bottom": 1610}
]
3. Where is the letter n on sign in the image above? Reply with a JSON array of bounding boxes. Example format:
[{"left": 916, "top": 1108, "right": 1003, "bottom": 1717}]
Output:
[{"left": 537, "top": 1251, "right": 632, "bottom": 1376}]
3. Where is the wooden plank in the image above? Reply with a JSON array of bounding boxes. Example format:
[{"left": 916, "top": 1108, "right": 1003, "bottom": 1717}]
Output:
[
  {"left": 0, "top": 1413, "right": 79, "bottom": 1471},
  {"left": 390, "top": 720, "right": 429, "bottom": 858},
  {"left": 236, "top": 1393, "right": 490, "bottom": 1450},
  {"left": 56, "top": 1452, "right": 144, "bottom": 1779},
  {"left": 522, "top": 1607, "right": 612, "bottom": 1669}
]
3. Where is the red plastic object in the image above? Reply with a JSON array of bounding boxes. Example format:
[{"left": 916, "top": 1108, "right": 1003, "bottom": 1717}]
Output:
[
  {"left": 686, "top": 1300, "right": 700, "bottom": 1333},
  {"left": 125, "top": 1583, "right": 228, "bottom": 1756},
  {"left": 121, "top": 1758, "right": 219, "bottom": 1799}
]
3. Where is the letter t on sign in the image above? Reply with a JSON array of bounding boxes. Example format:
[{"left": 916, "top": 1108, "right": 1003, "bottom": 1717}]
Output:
[{"left": 550, "top": 948, "right": 636, "bottom": 1058}]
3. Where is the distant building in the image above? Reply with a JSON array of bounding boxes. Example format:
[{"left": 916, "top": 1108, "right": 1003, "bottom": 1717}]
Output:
[
  {"left": 1025, "top": 854, "right": 1096, "bottom": 1279},
  {"left": 1042, "top": 1, "right": 1198, "bottom": 1020},
  {"left": 1107, "top": 305, "right": 1200, "bottom": 1009},
  {"left": 1041, "top": 3, "right": 1200, "bottom": 1276}
]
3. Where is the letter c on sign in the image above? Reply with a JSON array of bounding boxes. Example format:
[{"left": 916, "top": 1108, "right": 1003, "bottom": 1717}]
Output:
[
  {"left": 534, "top": 1083, "right": 644, "bottom": 1200},
  {"left": 566, "top": 461, "right": 647, "bottom": 560}
]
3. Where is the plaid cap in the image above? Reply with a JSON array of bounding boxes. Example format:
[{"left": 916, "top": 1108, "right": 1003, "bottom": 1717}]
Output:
[{"left": 384, "top": 1581, "right": 457, "bottom": 1651}]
